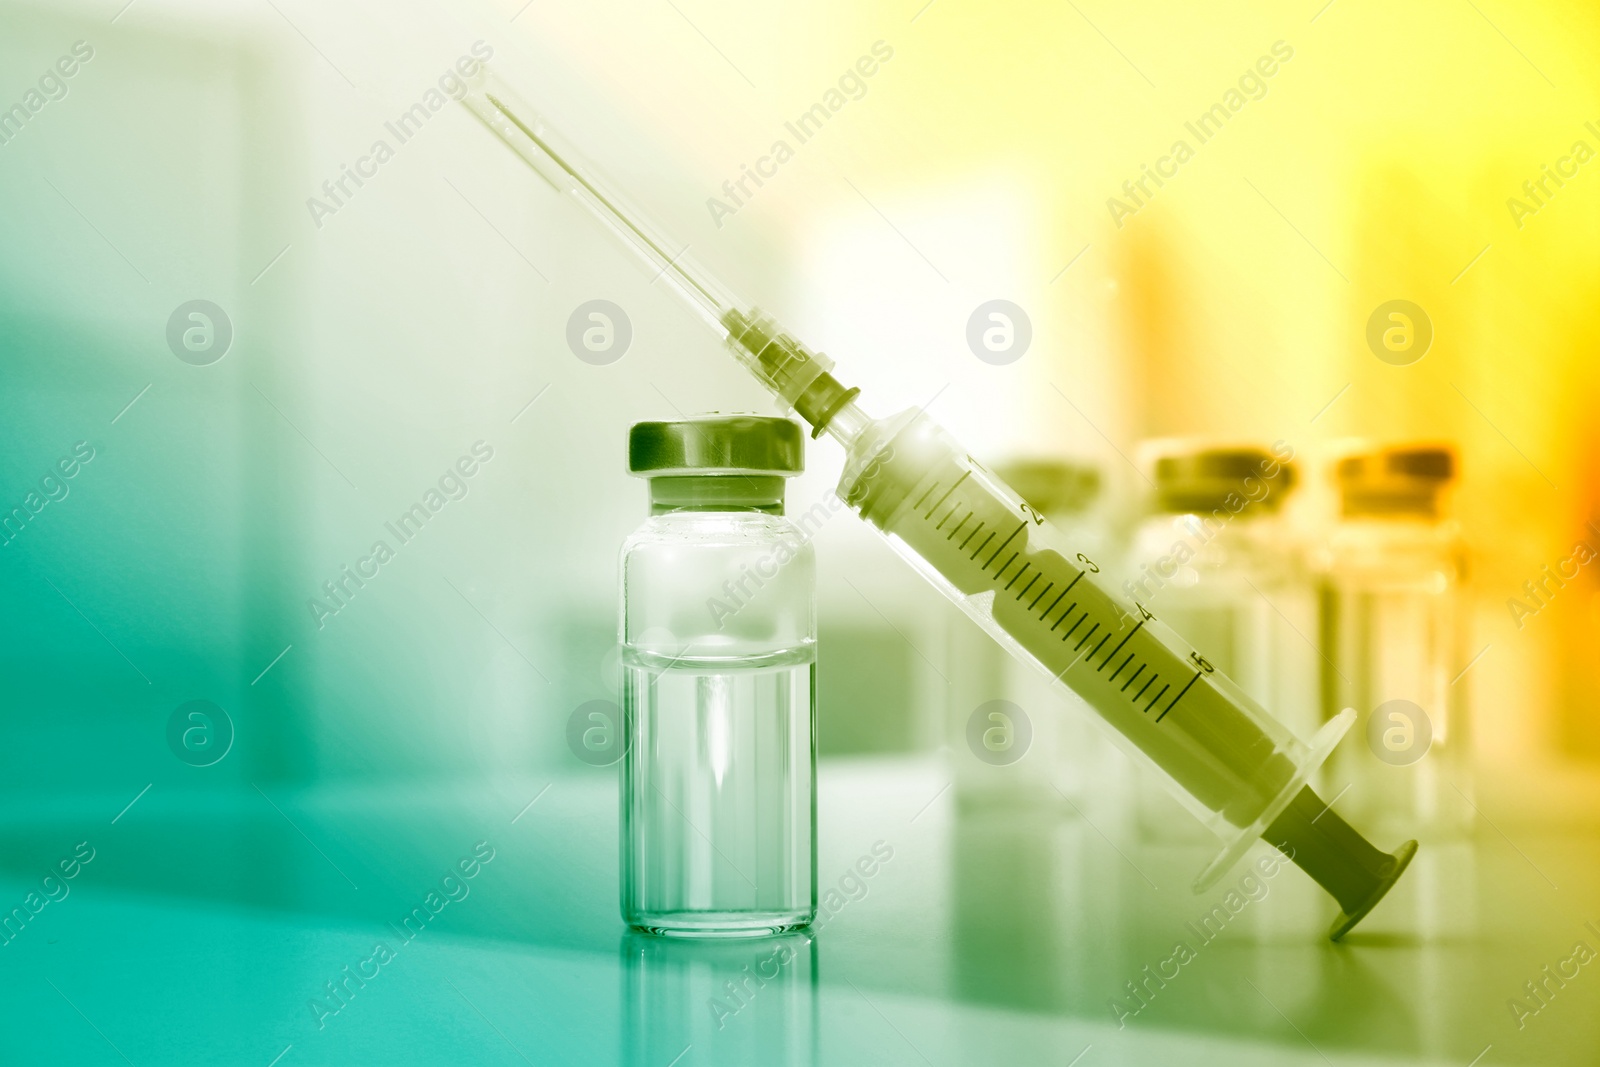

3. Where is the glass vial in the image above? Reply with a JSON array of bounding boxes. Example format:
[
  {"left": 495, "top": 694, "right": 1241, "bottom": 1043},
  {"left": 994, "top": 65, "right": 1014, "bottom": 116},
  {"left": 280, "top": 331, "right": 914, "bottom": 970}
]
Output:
[
  {"left": 620, "top": 416, "right": 817, "bottom": 936},
  {"left": 1125, "top": 442, "right": 1306, "bottom": 842},
  {"left": 1316, "top": 444, "right": 1470, "bottom": 840}
]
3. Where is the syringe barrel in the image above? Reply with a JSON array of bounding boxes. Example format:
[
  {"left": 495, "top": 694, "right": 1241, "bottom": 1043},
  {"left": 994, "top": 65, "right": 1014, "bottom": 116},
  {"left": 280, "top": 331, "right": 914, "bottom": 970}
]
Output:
[{"left": 840, "top": 408, "right": 1332, "bottom": 855}]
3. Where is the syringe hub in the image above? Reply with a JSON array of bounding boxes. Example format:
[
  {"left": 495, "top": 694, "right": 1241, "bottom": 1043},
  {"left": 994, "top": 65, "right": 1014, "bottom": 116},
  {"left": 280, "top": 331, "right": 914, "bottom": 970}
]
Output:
[
  {"left": 722, "top": 310, "right": 860, "bottom": 439},
  {"left": 1264, "top": 786, "right": 1418, "bottom": 940}
]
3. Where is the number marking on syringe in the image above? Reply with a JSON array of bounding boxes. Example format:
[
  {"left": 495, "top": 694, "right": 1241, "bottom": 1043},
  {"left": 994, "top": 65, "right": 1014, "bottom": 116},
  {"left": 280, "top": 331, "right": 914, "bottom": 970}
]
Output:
[
  {"left": 938, "top": 507, "right": 967, "bottom": 533},
  {"left": 1074, "top": 623, "right": 1099, "bottom": 650},
  {"left": 982, "top": 522, "right": 1026, "bottom": 567},
  {"left": 921, "top": 471, "right": 970, "bottom": 520},
  {"left": 1096, "top": 621, "right": 1144, "bottom": 675},
  {"left": 909, "top": 475, "right": 1212, "bottom": 727},
  {"left": 1004, "top": 563, "right": 1031, "bottom": 591},
  {"left": 1156, "top": 672, "right": 1203, "bottom": 723}
]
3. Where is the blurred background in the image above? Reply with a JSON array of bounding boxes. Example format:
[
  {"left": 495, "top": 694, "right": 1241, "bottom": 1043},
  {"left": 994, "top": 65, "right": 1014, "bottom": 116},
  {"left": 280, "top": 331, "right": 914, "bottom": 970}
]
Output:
[{"left": 2, "top": 0, "right": 1598, "bottom": 1064}]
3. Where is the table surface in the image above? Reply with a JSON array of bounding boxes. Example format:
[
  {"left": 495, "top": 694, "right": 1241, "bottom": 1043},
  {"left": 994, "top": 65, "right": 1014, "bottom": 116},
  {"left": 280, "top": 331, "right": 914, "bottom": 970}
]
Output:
[{"left": 2, "top": 758, "right": 1597, "bottom": 1066}]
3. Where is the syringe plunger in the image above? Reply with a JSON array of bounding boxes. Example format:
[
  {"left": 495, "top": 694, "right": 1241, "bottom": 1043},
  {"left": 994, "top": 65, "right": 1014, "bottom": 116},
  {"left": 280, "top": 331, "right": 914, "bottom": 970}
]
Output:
[{"left": 1266, "top": 787, "right": 1418, "bottom": 940}]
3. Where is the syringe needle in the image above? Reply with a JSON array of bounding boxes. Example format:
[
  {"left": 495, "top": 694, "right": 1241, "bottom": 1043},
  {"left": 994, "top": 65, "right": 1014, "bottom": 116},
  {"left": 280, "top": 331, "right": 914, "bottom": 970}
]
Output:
[
  {"left": 459, "top": 71, "right": 735, "bottom": 341},
  {"left": 458, "top": 70, "right": 876, "bottom": 448}
]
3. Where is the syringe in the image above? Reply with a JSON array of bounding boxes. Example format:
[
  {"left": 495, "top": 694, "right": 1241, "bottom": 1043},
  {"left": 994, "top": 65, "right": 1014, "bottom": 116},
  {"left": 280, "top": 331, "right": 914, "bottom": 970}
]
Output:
[{"left": 462, "top": 72, "right": 1416, "bottom": 939}]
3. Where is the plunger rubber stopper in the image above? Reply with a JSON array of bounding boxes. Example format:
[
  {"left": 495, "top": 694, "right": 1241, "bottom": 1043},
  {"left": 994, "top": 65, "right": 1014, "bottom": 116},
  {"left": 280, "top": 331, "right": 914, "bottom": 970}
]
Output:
[{"left": 1262, "top": 785, "right": 1418, "bottom": 941}]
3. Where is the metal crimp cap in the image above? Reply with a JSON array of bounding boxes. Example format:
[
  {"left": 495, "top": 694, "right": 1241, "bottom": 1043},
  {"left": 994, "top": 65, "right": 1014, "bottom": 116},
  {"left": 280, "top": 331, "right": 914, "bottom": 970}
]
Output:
[{"left": 628, "top": 415, "right": 804, "bottom": 476}]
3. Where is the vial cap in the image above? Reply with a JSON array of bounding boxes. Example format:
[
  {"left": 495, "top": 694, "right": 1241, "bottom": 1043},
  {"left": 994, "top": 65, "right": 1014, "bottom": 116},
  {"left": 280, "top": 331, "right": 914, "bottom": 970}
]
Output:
[
  {"left": 628, "top": 415, "right": 804, "bottom": 476},
  {"left": 996, "top": 459, "right": 1101, "bottom": 516},
  {"left": 1336, "top": 445, "right": 1455, "bottom": 485},
  {"left": 1335, "top": 444, "right": 1455, "bottom": 517},
  {"left": 1147, "top": 444, "right": 1296, "bottom": 514}
]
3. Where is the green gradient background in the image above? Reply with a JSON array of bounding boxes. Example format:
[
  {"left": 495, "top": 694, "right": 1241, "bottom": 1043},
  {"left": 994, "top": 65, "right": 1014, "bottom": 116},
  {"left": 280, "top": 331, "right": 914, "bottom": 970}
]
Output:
[{"left": 4, "top": 1, "right": 1600, "bottom": 1065}]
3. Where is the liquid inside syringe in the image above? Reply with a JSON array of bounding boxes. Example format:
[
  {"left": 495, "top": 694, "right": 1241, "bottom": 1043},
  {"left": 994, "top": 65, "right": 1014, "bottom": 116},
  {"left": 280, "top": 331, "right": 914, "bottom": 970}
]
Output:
[
  {"left": 839, "top": 398, "right": 1302, "bottom": 832},
  {"left": 462, "top": 72, "right": 1417, "bottom": 940}
]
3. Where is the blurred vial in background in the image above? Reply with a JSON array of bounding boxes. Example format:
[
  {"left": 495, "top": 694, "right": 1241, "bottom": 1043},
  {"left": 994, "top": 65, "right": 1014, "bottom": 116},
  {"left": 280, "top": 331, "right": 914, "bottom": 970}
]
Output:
[
  {"left": 1124, "top": 442, "right": 1308, "bottom": 844},
  {"left": 1315, "top": 445, "right": 1473, "bottom": 841},
  {"left": 946, "top": 458, "right": 1114, "bottom": 815}
]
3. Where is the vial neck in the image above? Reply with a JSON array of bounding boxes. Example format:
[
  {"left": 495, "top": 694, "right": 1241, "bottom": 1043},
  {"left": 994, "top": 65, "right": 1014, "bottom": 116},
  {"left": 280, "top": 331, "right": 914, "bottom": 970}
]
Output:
[{"left": 649, "top": 475, "right": 786, "bottom": 515}]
